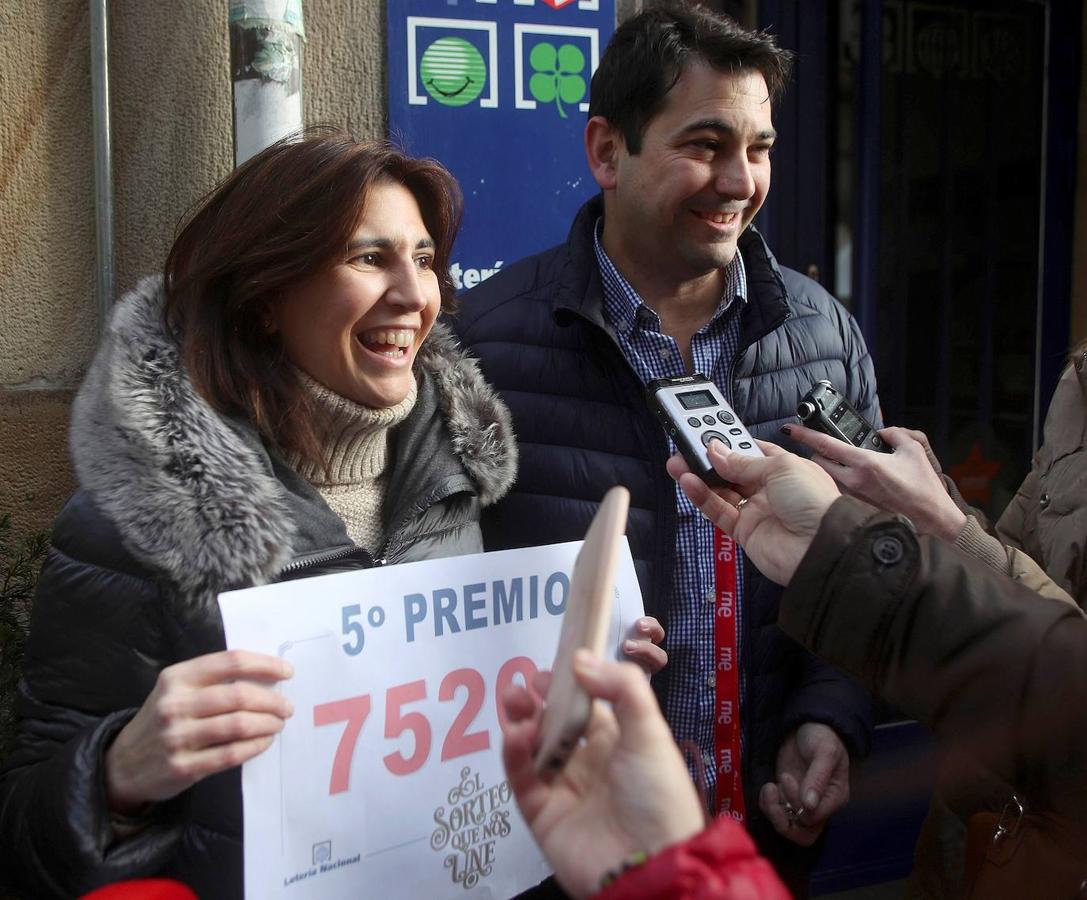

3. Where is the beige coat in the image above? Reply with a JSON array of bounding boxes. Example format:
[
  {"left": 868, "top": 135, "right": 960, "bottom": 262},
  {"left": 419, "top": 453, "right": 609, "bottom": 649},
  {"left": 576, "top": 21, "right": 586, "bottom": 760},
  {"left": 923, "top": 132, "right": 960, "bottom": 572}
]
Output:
[
  {"left": 922, "top": 355, "right": 1087, "bottom": 608},
  {"left": 910, "top": 352, "right": 1087, "bottom": 897},
  {"left": 992, "top": 351, "right": 1087, "bottom": 610}
]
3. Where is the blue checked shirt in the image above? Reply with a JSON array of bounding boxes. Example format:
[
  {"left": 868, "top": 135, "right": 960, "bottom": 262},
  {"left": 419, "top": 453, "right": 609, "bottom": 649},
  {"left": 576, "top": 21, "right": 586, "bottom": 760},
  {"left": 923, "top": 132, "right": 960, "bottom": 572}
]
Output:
[{"left": 593, "top": 221, "right": 748, "bottom": 800}]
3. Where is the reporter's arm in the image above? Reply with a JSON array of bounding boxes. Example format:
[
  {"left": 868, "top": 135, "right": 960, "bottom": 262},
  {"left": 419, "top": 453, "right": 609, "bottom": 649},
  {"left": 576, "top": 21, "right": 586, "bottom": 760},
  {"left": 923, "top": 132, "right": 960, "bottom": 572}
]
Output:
[
  {"left": 785, "top": 423, "right": 1075, "bottom": 605},
  {"left": 594, "top": 816, "right": 790, "bottom": 900},
  {"left": 500, "top": 653, "right": 791, "bottom": 899},
  {"left": 779, "top": 496, "right": 1087, "bottom": 821},
  {"left": 672, "top": 443, "right": 1087, "bottom": 822}
]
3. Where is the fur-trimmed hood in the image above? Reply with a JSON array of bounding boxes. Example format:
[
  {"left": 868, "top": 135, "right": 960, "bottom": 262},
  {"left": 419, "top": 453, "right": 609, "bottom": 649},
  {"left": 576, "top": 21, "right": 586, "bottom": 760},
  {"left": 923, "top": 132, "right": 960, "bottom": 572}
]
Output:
[{"left": 70, "top": 275, "right": 517, "bottom": 596}]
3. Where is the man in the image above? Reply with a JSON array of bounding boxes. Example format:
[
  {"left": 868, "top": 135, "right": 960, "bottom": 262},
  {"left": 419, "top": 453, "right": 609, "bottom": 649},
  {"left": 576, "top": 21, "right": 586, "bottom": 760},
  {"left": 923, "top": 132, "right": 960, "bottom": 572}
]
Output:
[{"left": 453, "top": 4, "right": 877, "bottom": 888}]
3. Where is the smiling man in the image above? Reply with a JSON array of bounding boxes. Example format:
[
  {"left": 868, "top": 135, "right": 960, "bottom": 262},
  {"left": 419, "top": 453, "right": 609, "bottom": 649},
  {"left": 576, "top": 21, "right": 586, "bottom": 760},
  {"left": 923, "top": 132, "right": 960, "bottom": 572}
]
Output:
[{"left": 453, "top": 5, "right": 879, "bottom": 894}]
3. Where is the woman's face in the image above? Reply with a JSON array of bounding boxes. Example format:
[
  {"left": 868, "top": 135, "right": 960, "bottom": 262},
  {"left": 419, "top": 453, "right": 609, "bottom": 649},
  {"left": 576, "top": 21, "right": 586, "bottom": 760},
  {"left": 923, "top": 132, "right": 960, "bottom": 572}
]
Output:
[{"left": 274, "top": 180, "right": 442, "bottom": 408}]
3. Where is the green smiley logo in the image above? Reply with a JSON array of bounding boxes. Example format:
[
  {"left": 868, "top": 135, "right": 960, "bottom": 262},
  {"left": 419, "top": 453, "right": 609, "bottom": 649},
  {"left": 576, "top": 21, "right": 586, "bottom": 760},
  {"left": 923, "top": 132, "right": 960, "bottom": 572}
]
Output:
[{"left": 419, "top": 37, "right": 486, "bottom": 107}]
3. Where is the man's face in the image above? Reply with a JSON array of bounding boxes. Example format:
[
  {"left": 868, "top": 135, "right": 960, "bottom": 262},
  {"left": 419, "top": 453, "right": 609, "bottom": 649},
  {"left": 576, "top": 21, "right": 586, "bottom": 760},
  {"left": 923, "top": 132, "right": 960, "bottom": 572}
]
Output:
[{"left": 604, "top": 64, "right": 775, "bottom": 284}]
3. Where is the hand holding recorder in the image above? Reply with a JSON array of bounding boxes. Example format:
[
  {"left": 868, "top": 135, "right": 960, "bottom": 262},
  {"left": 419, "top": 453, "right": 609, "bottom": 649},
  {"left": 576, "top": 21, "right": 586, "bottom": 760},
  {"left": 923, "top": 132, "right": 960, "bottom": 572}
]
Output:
[
  {"left": 782, "top": 421, "right": 968, "bottom": 542},
  {"left": 666, "top": 440, "right": 840, "bottom": 587}
]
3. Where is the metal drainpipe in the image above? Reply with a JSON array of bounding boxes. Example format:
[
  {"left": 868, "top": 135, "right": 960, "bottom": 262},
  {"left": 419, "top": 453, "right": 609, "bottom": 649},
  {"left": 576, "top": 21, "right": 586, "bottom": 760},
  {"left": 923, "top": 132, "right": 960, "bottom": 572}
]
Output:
[
  {"left": 230, "top": 0, "right": 306, "bottom": 167},
  {"left": 90, "top": 0, "right": 114, "bottom": 334}
]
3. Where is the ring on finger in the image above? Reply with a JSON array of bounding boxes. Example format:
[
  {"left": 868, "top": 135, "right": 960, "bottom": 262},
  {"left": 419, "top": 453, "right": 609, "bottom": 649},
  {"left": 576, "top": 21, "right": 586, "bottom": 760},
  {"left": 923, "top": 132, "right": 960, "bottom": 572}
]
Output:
[{"left": 736, "top": 497, "right": 749, "bottom": 512}]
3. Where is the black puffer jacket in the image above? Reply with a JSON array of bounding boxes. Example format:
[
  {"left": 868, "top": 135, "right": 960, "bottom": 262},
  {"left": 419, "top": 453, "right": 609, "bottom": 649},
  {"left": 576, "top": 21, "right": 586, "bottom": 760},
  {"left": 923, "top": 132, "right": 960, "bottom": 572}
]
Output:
[
  {"left": 453, "top": 196, "right": 878, "bottom": 871},
  {"left": 0, "top": 278, "right": 517, "bottom": 899}
]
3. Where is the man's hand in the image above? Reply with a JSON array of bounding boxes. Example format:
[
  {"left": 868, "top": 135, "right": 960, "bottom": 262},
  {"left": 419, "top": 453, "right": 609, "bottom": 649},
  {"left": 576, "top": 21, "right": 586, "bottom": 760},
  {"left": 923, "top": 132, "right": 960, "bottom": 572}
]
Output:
[
  {"left": 759, "top": 723, "right": 850, "bottom": 847},
  {"left": 782, "top": 423, "right": 967, "bottom": 541},
  {"left": 621, "top": 616, "right": 667, "bottom": 675},
  {"left": 666, "top": 440, "right": 840, "bottom": 586}
]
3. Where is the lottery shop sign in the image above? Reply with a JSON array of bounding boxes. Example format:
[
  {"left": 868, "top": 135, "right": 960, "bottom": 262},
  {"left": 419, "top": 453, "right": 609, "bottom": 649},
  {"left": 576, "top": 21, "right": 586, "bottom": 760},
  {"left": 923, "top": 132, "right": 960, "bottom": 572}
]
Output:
[
  {"left": 219, "top": 540, "right": 644, "bottom": 899},
  {"left": 387, "top": 0, "right": 615, "bottom": 294}
]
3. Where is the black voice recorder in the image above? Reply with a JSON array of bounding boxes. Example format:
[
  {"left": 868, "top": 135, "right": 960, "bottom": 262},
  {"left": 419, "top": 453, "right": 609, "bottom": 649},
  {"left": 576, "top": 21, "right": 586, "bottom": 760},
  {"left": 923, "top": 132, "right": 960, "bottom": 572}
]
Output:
[{"left": 796, "top": 380, "right": 892, "bottom": 453}]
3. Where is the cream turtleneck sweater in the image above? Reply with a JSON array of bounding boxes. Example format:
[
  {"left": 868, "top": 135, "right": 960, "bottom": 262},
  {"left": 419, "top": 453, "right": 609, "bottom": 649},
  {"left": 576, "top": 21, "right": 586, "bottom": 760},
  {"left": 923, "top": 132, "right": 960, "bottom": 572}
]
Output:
[{"left": 284, "top": 372, "right": 417, "bottom": 554}]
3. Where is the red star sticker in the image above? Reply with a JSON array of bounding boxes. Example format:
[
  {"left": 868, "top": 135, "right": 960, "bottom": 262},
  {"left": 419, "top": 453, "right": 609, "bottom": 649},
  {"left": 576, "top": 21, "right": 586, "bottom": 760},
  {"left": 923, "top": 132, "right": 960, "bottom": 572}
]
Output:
[{"left": 948, "top": 442, "right": 1002, "bottom": 506}]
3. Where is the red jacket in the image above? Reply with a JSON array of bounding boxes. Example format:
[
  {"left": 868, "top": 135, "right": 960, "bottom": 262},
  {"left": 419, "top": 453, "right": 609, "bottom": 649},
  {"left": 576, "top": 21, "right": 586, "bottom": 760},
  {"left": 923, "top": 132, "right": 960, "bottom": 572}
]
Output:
[{"left": 595, "top": 818, "right": 792, "bottom": 900}]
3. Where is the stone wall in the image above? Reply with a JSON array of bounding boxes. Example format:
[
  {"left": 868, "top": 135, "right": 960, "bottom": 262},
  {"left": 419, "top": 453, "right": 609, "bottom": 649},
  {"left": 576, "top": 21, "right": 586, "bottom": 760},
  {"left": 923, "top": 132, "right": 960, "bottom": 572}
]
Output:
[
  {"left": 0, "top": 0, "right": 385, "bottom": 537},
  {"left": 1, "top": 2, "right": 95, "bottom": 535}
]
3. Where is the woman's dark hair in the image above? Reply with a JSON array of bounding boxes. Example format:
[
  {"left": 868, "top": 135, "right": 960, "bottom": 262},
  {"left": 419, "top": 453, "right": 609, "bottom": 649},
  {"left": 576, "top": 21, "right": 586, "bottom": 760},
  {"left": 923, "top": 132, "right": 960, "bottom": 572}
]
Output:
[
  {"left": 163, "top": 127, "right": 463, "bottom": 466},
  {"left": 588, "top": 2, "right": 793, "bottom": 154}
]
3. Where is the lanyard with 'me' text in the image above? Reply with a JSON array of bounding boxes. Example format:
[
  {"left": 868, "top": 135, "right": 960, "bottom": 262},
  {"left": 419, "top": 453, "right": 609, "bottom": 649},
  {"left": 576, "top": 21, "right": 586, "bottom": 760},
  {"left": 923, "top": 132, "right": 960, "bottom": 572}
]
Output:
[{"left": 713, "top": 527, "right": 746, "bottom": 823}]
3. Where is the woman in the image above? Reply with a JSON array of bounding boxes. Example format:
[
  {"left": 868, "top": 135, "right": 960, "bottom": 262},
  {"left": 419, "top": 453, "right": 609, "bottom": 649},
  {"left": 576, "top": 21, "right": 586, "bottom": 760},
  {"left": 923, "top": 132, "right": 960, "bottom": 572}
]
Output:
[
  {"left": 0, "top": 131, "right": 519, "bottom": 899},
  {"left": 779, "top": 354, "right": 1087, "bottom": 895},
  {"left": 986, "top": 340, "right": 1087, "bottom": 609}
]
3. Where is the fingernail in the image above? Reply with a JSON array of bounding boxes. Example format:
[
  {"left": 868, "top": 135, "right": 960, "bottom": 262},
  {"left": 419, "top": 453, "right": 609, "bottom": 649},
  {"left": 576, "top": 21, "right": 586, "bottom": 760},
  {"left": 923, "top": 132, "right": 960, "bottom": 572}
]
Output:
[
  {"left": 573, "top": 652, "right": 600, "bottom": 678},
  {"left": 780, "top": 425, "right": 792, "bottom": 436},
  {"left": 573, "top": 648, "right": 599, "bottom": 670},
  {"left": 623, "top": 640, "right": 638, "bottom": 652},
  {"left": 284, "top": 700, "right": 295, "bottom": 717},
  {"left": 282, "top": 661, "right": 294, "bottom": 678},
  {"left": 638, "top": 620, "right": 652, "bottom": 633},
  {"left": 805, "top": 790, "right": 819, "bottom": 808}
]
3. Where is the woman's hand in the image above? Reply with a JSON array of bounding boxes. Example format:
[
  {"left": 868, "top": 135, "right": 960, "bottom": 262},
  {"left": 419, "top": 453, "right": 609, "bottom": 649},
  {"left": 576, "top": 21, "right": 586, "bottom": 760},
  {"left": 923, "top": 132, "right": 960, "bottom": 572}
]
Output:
[
  {"left": 666, "top": 440, "right": 840, "bottom": 586},
  {"left": 500, "top": 651, "right": 704, "bottom": 899},
  {"left": 620, "top": 616, "right": 667, "bottom": 675},
  {"left": 782, "top": 423, "right": 967, "bottom": 541},
  {"left": 105, "top": 650, "right": 294, "bottom": 814}
]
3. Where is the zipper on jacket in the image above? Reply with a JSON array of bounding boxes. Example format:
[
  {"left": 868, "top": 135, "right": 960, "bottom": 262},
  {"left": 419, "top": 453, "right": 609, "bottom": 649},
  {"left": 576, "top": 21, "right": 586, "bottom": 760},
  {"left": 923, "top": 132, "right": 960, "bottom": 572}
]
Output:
[
  {"left": 278, "top": 545, "right": 375, "bottom": 577},
  {"left": 379, "top": 481, "right": 474, "bottom": 565}
]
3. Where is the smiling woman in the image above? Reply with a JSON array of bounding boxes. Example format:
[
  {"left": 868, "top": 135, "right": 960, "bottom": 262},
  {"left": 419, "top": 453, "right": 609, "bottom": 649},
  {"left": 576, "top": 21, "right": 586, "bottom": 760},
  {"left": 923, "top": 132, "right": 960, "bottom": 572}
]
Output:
[
  {"left": 0, "top": 129, "right": 518, "bottom": 900},
  {"left": 273, "top": 181, "right": 443, "bottom": 410},
  {"left": 163, "top": 130, "right": 465, "bottom": 469}
]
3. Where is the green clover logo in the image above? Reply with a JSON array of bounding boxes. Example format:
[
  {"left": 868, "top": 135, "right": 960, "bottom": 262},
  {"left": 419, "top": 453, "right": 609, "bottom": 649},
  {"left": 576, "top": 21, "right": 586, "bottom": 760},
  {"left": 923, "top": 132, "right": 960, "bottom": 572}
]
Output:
[{"left": 528, "top": 42, "right": 586, "bottom": 119}]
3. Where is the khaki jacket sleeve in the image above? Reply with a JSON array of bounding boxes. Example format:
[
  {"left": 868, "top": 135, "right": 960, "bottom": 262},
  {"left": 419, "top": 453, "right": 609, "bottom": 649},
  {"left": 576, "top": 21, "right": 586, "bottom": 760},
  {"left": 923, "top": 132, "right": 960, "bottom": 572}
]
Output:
[
  {"left": 953, "top": 514, "right": 1076, "bottom": 606},
  {"left": 993, "top": 463, "right": 1039, "bottom": 553},
  {"left": 921, "top": 437, "right": 1074, "bottom": 605}
]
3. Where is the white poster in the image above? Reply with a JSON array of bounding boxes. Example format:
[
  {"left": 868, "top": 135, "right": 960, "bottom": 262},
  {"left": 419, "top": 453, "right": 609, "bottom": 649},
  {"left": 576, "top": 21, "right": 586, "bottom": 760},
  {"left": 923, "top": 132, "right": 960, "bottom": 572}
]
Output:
[{"left": 219, "top": 540, "right": 645, "bottom": 899}]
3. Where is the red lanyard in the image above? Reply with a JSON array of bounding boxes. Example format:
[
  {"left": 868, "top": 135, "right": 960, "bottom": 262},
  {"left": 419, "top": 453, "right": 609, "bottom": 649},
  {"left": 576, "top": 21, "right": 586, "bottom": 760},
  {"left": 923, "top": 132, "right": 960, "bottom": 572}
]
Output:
[{"left": 713, "top": 528, "right": 746, "bottom": 823}]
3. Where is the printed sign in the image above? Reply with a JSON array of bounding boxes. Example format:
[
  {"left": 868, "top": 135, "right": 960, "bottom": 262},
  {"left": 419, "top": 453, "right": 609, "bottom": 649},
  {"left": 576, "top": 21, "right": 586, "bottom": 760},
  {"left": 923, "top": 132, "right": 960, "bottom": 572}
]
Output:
[
  {"left": 387, "top": 0, "right": 615, "bottom": 291},
  {"left": 220, "top": 540, "right": 644, "bottom": 899}
]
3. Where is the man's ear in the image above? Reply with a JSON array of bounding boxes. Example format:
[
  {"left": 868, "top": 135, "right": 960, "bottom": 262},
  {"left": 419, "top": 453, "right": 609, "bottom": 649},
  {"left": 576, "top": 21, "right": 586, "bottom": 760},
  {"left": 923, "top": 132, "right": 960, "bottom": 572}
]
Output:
[{"left": 584, "top": 116, "right": 623, "bottom": 191}]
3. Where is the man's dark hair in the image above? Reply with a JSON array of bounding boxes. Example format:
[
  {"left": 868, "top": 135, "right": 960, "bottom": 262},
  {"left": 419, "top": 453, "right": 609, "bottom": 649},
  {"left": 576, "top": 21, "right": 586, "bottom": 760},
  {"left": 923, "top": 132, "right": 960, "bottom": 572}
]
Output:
[{"left": 588, "top": 2, "right": 793, "bottom": 154}]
